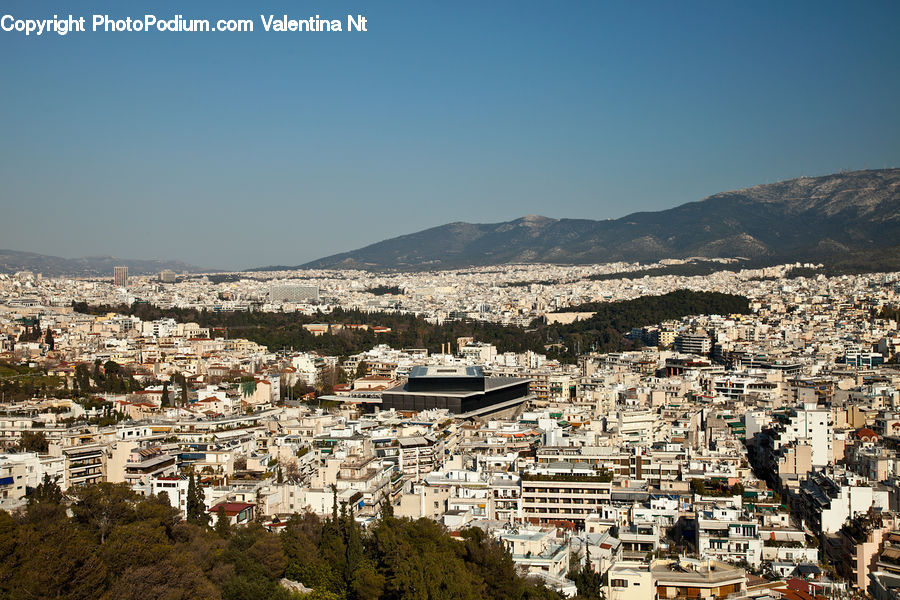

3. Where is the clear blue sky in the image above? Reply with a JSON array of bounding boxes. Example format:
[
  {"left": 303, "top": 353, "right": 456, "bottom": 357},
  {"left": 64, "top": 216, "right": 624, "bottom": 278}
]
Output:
[{"left": 2, "top": 0, "right": 899, "bottom": 270}]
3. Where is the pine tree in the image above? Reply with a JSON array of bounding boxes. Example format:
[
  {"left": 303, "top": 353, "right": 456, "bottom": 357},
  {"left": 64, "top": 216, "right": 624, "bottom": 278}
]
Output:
[
  {"left": 75, "top": 364, "right": 91, "bottom": 393},
  {"left": 331, "top": 483, "right": 339, "bottom": 522},
  {"left": 186, "top": 473, "right": 208, "bottom": 525},
  {"left": 355, "top": 360, "right": 368, "bottom": 379},
  {"left": 570, "top": 545, "right": 605, "bottom": 600},
  {"left": 178, "top": 373, "right": 189, "bottom": 406},
  {"left": 214, "top": 505, "right": 230, "bottom": 538},
  {"left": 342, "top": 503, "right": 363, "bottom": 587},
  {"left": 44, "top": 328, "right": 54, "bottom": 351},
  {"left": 160, "top": 381, "right": 170, "bottom": 408},
  {"left": 186, "top": 473, "right": 197, "bottom": 517},
  {"left": 379, "top": 495, "right": 394, "bottom": 521},
  {"left": 28, "top": 473, "right": 62, "bottom": 505}
]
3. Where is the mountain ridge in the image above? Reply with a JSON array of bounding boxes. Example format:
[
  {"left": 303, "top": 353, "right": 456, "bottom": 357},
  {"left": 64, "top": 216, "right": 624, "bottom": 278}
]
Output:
[{"left": 279, "top": 168, "right": 900, "bottom": 271}]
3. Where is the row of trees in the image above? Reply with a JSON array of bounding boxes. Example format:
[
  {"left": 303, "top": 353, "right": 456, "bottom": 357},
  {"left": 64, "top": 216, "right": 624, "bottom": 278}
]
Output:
[
  {"left": 11, "top": 321, "right": 55, "bottom": 350},
  {"left": 73, "top": 359, "right": 143, "bottom": 396},
  {"left": 74, "top": 289, "right": 749, "bottom": 364},
  {"left": 16, "top": 322, "right": 44, "bottom": 343},
  {"left": 690, "top": 478, "right": 744, "bottom": 497},
  {"left": 0, "top": 359, "right": 139, "bottom": 427},
  {"left": 543, "top": 290, "right": 749, "bottom": 359},
  {"left": 878, "top": 305, "right": 900, "bottom": 321},
  {"left": 0, "top": 358, "right": 144, "bottom": 405},
  {"left": 0, "top": 372, "right": 67, "bottom": 403},
  {"left": 157, "top": 371, "right": 194, "bottom": 407},
  {"left": 0, "top": 480, "right": 567, "bottom": 600},
  {"left": 74, "top": 301, "right": 553, "bottom": 359},
  {"left": 366, "top": 286, "right": 403, "bottom": 296},
  {"left": 0, "top": 360, "right": 70, "bottom": 403}
]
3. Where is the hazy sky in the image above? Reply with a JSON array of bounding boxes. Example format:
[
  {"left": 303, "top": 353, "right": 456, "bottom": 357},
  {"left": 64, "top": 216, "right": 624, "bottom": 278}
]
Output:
[{"left": 2, "top": 0, "right": 899, "bottom": 270}]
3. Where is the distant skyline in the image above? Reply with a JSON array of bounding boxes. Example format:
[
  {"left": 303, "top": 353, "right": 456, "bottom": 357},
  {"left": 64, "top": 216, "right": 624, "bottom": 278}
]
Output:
[{"left": 2, "top": 0, "right": 899, "bottom": 270}]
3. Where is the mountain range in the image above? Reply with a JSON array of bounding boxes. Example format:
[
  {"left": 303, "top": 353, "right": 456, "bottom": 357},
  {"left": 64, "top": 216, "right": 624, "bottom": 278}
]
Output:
[
  {"left": 289, "top": 168, "right": 900, "bottom": 271},
  {"left": 0, "top": 250, "right": 206, "bottom": 278},
  {"left": 5, "top": 169, "right": 899, "bottom": 276}
]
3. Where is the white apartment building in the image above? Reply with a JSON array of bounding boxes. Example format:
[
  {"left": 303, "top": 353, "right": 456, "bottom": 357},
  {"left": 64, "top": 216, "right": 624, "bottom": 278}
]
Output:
[
  {"left": 696, "top": 518, "right": 763, "bottom": 568},
  {"left": 521, "top": 466, "right": 613, "bottom": 527},
  {"left": 774, "top": 402, "right": 833, "bottom": 468},
  {"left": 151, "top": 475, "right": 191, "bottom": 519},
  {"left": 398, "top": 435, "right": 444, "bottom": 480},
  {"left": 617, "top": 410, "right": 659, "bottom": 446}
]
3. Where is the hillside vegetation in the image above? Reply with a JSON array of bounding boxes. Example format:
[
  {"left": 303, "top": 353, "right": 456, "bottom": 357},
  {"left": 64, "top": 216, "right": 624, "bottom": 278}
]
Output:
[
  {"left": 75, "top": 290, "right": 749, "bottom": 362},
  {"left": 0, "top": 482, "right": 560, "bottom": 600}
]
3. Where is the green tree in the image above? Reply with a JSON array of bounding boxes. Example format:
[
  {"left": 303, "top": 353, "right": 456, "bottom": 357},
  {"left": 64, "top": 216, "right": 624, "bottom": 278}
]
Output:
[
  {"left": 181, "top": 374, "right": 190, "bottom": 406},
  {"left": 173, "top": 371, "right": 190, "bottom": 406},
  {"left": 186, "top": 474, "right": 209, "bottom": 526},
  {"left": 161, "top": 381, "right": 171, "bottom": 408},
  {"left": 0, "top": 481, "right": 565, "bottom": 600},
  {"left": 71, "top": 482, "right": 139, "bottom": 544},
  {"left": 28, "top": 472, "right": 63, "bottom": 505},
  {"left": 340, "top": 502, "right": 364, "bottom": 587},
  {"left": 368, "top": 517, "right": 484, "bottom": 600},
  {"left": 17, "top": 430, "right": 49, "bottom": 453},
  {"left": 93, "top": 358, "right": 103, "bottom": 386},
  {"left": 569, "top": 547, "right": 605, "bottom": 600},
  {"left": 98, "top": 520, "right": 171, "bottom": 578},
  {"left": 103, "top": 559, "right": 219, "bottom": 600},
  {"left": 379, "top": 495, "right": 394, "bottom": 521},
  {"left": 76, "top": 363, "right": 92, "bottom": 393},
  {"left": 2, "top": 510, "right": 107, "bottom": 599},
  {"left": 215, "top": 505, "right": 231, "bottom": 539},
  {"left": 247, "top": 533, "right": 287, "bottom": 580},
  {"left": 355, "top": 360, "right": 368, "bottom": 379},
  {"left": 457, "top": 527, "right": 528, "bottom": 599},
  {"left": 690, "top": 479, "right": 707, "bottom": 495},
  {"left": 135, "top": 493, "right": 181, "bottom": 538},
  {"left": 351, "top": 564, "right": 385, "bottom": 600}
]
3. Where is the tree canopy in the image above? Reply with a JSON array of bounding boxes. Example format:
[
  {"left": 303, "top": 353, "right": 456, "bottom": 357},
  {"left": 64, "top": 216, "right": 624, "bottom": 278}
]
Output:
[
  {"left": 0, "top": 482, "right": 561, "bottom": 600},
  {"left": 73, "top": 289, "right": 749, "bottom": 364}
]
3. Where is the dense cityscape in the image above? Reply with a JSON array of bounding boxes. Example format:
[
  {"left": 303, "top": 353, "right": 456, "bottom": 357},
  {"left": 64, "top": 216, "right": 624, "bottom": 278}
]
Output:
[
  {"left": 1, "top": 260, "right": 899, "bottom": 598},
  {"left": 4, "top": 1, "right": 900, "bottom": 598}
]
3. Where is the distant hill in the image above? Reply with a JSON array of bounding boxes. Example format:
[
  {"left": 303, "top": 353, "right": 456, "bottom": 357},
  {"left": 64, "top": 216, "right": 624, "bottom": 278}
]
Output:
[
  {"left": 279, "top": 168, "right": 900, "bottom": 271},
  {"left": 0, "top": 250, "right": 207, "bottom": 277}
]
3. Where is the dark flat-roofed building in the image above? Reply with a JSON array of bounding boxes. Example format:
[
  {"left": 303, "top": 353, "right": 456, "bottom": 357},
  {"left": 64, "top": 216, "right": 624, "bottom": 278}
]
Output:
[{"left": 381, "top": 366, "right": 531, "bottom": 417}]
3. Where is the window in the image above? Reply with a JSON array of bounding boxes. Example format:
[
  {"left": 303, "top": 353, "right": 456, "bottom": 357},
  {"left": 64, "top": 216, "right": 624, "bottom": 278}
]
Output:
[{"left": 611, "top": 580, "right": 628, "bottom": 588}]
